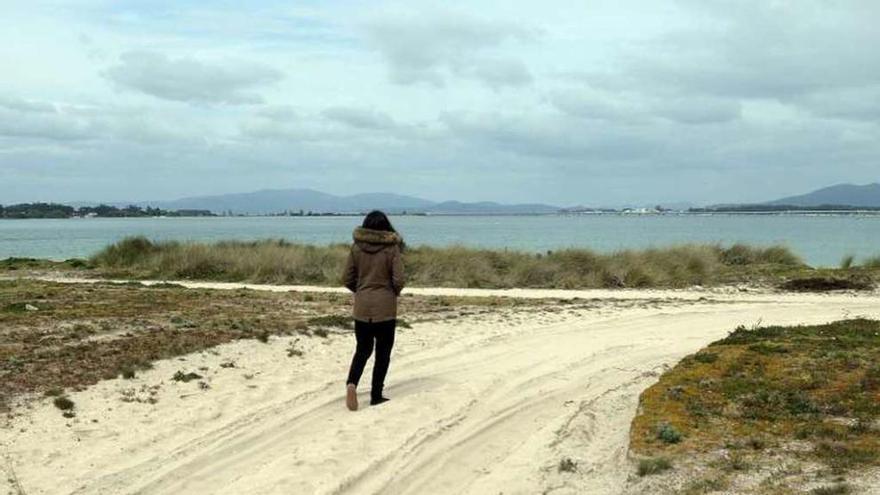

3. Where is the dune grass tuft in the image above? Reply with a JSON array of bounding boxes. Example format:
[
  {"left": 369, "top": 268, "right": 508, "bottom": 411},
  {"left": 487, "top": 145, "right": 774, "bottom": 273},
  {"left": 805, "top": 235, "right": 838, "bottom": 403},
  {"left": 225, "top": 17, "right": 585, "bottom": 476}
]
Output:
[
  {"left": 90, "top": 237, "right": 812, "bottom": 289},
  {"left": 637, "top": 457, "right": 672, "bottom": 476}
]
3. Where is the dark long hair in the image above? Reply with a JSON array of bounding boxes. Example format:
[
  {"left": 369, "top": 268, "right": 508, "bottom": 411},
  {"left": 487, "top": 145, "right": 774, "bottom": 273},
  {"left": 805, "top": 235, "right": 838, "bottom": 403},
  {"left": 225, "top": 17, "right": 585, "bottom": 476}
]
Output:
[
  {"left": 362, "top": 210, "right": 396, "bottom": 233},
  {"left": 362, "top": 210, "right": 404, "bottom": 250}
]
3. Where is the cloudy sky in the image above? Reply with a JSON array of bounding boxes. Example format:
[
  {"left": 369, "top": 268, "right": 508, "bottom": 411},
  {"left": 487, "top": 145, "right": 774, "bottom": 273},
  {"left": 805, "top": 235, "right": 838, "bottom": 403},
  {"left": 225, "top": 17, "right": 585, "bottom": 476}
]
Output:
[{"left": 1, "top": 0, "right": 878, "bottom": 206}]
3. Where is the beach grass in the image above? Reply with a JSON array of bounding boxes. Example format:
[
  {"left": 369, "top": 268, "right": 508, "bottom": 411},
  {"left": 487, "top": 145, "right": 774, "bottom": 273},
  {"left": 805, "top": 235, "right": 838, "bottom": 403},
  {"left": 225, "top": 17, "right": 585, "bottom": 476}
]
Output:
[
  {"left": 630, "top": 318, "right": 880, "bottom": 490},
  {"left": 79, "top": 236, "right": 842, "bottom": 289}
]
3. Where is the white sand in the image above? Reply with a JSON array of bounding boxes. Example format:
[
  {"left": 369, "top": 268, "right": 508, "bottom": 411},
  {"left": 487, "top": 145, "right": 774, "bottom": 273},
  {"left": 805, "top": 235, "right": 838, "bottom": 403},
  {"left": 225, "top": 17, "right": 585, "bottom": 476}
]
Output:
[{"left": 3, "top": 279, "right": 880, "bottom": 494}]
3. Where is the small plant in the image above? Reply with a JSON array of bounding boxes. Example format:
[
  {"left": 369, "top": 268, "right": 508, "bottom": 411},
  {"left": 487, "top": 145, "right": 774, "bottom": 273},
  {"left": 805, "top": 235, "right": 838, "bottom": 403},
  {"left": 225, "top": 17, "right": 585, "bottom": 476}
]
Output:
[
  {"left": 637, "top": 457, "right": 672, "bottom": 476},
  {"left": 53, "top": 396, "right": 75, "bottom": 411},
  {"left": 723, "top": 452, "right": 750, "bottom": 472},
  {"left": 693, "top": 352, "right": 718, "bottom": 364},
  {"left": 656, "top": 422, "right": 683, "bottom": 444},
  {"left": 44, "top": 388, "right": 64, "bottom": 397},
  {"left": 2, "top": 302, "right": 32, "bottom": 313},
  {"left": 170, "top": 316, "right": 196, "bottom": 328},
  {"left": 307, "top": 315, "right": 352, "bottom": 329},
  {"left": 120, "top": 366, "right": 136, "bottom": 379},
  {"left": 172, "top": 371, "right": 203, "bottom": 383},
  {"left": 746, "top": 437, "right": 766, "bottom": 450},
  {"left": 860, "top": 365, "right": 880, "bottom": 391},
  {"left": 71, "top": 323, "right": 94, "bottom": 336},
  {"left": 748, "top": 342, "right": 789, "bottom": 354},
  {"left": 312, "top": 327, "right": 329, "bottom": 338},
  {"left": 558, "top": 457, "right": 577, "bottom": 473},
  {"left": 812, "top": 483, "right": 852, "bottom": 495},
  {"left": 682, "top": 477, "right": 727, "bottom": 494},
  {"left": 219, "top": 361, "right": 236, "bottom": 368},
  {"left": 840, "top": 255, "right": 855, "bottom": 269},
  {"left": 256, "top": 331, "right": 270, "bottom": 343},
  {"left": 666, "top": 385, "right": 685, "bottom": 400},
  {"left": 287, "top": 339, "right": 304, "bottom": 358}
]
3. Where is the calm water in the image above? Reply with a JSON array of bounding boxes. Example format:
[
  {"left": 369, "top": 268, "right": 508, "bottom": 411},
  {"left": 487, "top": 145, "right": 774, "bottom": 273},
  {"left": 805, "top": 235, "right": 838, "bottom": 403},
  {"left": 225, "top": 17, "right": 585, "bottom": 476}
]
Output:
[{"left": 0, "top": 215, "right": 877, "bottom": 267}]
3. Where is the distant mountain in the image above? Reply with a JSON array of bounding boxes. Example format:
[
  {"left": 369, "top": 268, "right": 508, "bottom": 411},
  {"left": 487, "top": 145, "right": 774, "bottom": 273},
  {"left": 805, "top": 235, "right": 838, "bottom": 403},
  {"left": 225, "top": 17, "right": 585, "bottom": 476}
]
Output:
[
  {"left": 766, "top": 183, "right": 880, "bottom": 207},
  {"left": 139, "top": 188, "right": 561, "bottom": 215}
]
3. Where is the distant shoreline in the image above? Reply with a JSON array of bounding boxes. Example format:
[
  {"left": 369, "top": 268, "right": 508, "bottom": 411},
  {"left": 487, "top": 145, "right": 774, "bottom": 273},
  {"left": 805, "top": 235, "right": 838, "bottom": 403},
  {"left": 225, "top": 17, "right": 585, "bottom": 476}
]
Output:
[
  {"left": 4, "top": 200, "right": 880, "bottom": 219},
  {"left": 3, "top": 210, "right": 880, "bottom": 220}
]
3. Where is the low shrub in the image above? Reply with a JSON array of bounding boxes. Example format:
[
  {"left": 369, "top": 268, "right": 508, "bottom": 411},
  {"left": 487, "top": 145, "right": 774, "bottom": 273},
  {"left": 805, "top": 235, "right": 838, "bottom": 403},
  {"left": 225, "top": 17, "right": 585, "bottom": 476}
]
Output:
[
  {"left": 638, "top": 457, "right": 672, "bottom": 476},
  {"left": 172, "top": 371, "right": 202, "bottom": 383},
  {"left": 53, "top": 396, "right": 75, "bottom": 411},
  {"left": 558, "top": 457, "right": 577, "bottom": 473},
  {"left": 779, "top": 277, "right": 873, "bottom": 292},
  {"left": 657, "top": 422, "right": 683, "bottom": 444}
]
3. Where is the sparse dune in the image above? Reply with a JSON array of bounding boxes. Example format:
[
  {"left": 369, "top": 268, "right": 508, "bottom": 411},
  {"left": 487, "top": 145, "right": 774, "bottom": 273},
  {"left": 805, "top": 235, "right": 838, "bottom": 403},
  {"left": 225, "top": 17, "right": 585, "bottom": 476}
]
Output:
[{"left": 3, "top": 282, "right": 880, "bottom": 494}]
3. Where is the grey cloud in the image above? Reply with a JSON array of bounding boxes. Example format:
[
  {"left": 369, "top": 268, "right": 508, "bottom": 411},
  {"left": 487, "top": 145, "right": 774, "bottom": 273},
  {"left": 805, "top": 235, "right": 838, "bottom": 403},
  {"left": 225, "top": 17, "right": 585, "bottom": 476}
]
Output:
[
  {"left": 0, "top": 106, "right": 95, "bottom": 142},
  {"left": 0, "top": 96, "right": 212, "bottom": 147},
  {"left": 625, "top": 1, "right": 880, "bottom": 99},
  {"left": 366, "top": 12, "right": 534, "bottom": 88},
  {"left": 322, "top": 107, "right": 396, "bottom": 130},
  {"left": 549, "top": 89, "right": 645, "bottom": 123},
  {"left": 440, "top": 111, "right": 659, "bottom": 161},
  {"left": 576, "top": 1, "right": 880, "bottom": 123},
  {"left": 457, "top": 58, "right": 532, "bottom": 89},
  {"left": 795, "top": 86, "right": 880, "bottom": 122},
  {"left": 0, "top": 96, "right": 57, "bottom": 114},
  {"left": 255, "top": 105, "right": 297, "bottom": 122},
  {"left": 104, "top": 51, "right": 283, "bottom": 104},
  {"left": 651, "top": 97, "right": 741, "bottom": 124},
  {"left": 550, "top": 89, "right": 739, "bottom": 125}
]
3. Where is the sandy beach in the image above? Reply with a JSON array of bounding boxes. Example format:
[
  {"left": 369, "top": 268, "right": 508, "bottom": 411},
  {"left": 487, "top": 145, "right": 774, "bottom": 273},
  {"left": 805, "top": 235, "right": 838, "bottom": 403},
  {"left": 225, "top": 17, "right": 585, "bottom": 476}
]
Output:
[{"left": 3, "top": 280, "right": 880, "bottom": 494}]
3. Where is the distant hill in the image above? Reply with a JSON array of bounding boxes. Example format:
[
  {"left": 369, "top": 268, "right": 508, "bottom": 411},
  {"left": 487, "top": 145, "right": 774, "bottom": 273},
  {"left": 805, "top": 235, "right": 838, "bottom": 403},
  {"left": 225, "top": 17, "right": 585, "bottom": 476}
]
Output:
[
  {"left": 766, "top": 183, "right": 880, "bottom": 207},
  {"left": 140, "top": 189, "right": 561, "bottom": 215}
]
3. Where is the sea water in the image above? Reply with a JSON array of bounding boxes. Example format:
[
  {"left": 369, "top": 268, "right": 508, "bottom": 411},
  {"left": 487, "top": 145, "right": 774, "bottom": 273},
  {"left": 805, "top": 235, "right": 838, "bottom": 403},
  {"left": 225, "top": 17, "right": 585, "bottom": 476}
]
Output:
[{"left": 0, "top": 214, "right": 878, "bottom": 267}]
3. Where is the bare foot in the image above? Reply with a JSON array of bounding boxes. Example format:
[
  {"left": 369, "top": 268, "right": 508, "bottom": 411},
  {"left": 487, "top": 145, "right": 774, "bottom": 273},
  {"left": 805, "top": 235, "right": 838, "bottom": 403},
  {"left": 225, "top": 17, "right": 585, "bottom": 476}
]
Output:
[{"left": 346, "top": 384, "right": 358, "bottom": 411}]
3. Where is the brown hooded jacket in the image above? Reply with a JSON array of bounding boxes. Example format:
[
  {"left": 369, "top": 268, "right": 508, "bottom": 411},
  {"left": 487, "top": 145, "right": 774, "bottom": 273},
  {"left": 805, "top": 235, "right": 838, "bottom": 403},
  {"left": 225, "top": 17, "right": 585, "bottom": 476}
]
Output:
[{"left": 343, "top": 227, "right": 405, "bottom": 322}]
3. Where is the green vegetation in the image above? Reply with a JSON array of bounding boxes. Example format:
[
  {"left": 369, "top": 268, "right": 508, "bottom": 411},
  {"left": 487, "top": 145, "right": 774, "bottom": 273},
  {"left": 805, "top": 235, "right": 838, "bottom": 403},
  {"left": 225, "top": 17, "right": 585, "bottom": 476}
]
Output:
[
  {"left": 557, "top": 457, "right": 578, "bottom": 473},
  {"left": 637, "top": 457, "right": 672, "bottom": 476},
  {"left": 779, "top": 276, "right": 873, "bottom": 292},
  {"left": 656, "top": 422, "right": 683, "bottom": 444},
  {"left": 172, "top": 371, "right": 203, "bottom": 383},
  {"left": 0, "top": 202, "right": 213, "bottom": 219},
  {"left": 631, "top": 319, "right": 880, "bottom": 490},
  {"left": 0, "top": 203, "right": 74, "bottom": 219},
  {"left": 307, "top": 314, "right": 354, "bottom": 329},
  {"left": 84, "top": 237, "right": 860, "bottom": 289},
  {"left": 812, "top": 483, "right": 852, "bottom": 495},
  {"left": 681, "top": 477, "right": 728, "bottom": 494},
  {"left": 52, "top": 396, "right": 74, "bottom": 411}
]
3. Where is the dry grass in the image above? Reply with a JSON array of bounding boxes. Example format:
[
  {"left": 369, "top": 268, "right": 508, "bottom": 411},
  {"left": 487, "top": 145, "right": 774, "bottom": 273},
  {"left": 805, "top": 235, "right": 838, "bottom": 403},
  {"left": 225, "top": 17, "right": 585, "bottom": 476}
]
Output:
[
  {"left": 83, "top": 237, "right": 821, "bottom": 289},
  {"left": 630, "top": 319, "right": 880, "bottom": 490}
]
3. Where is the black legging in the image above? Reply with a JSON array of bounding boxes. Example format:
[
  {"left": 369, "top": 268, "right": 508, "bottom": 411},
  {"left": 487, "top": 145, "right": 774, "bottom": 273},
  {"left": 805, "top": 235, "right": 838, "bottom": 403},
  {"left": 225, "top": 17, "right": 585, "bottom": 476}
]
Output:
[{"left": 346, "top": 319, "right": 396, "bottom": 399}]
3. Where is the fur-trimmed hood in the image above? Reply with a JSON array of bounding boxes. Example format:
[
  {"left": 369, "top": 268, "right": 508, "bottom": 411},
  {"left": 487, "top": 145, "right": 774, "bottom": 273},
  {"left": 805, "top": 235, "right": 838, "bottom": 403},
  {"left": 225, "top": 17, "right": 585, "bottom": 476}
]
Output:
[{"left": 353, "top": 227, "right": 402, "bottom": 253}]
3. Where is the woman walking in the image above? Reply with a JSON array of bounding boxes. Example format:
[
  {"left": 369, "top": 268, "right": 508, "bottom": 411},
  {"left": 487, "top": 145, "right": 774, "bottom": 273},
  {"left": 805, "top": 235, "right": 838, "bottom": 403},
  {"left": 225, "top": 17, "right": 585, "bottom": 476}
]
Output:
[{"left": 343, "top": 211, "right": 405, "bottom": 411}]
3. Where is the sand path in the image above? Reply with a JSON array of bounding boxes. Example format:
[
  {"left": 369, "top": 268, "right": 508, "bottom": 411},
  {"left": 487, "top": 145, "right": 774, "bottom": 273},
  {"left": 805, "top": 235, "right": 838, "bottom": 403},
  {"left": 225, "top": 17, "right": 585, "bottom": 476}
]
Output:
[{"left": 3, "top": 278, "right": 880, "bottom": 494}]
